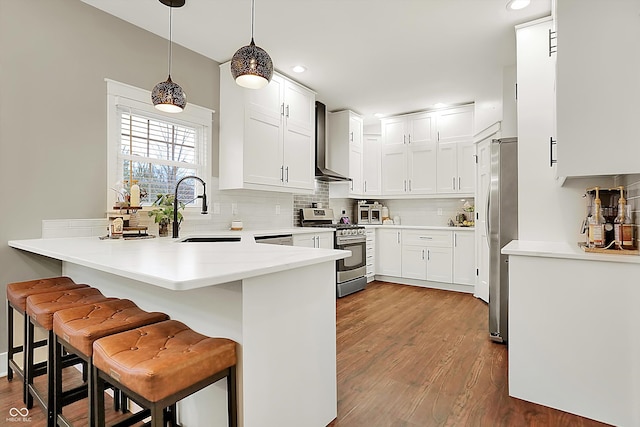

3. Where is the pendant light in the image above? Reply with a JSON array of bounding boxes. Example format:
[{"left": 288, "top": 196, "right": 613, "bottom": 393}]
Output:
[
  {"left": 230, "top": 0, "right": 273, "bottom": 89},
  {"left": 152, "top": 0, "right": 187, "bottom": 113}
]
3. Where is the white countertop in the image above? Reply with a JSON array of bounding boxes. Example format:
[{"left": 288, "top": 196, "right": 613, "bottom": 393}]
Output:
[
  {"left": 502, "top": 240, "right": 640, "bottom": 264},
  {"left": 8, "top": 234, "right": 349, "bottom": 291},
  {"left": 364, "top": 225, "right": 475, "bottom": 231}
]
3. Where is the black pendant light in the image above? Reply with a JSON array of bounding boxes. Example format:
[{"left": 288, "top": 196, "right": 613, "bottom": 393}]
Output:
[
  {"left": 230, "top": 0, "right": 273, "bottom": 89},
  {"left": 152, "top": 0, "right": 187, "bottom": 113}
]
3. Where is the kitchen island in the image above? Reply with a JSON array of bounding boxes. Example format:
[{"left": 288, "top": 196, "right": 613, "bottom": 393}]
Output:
[
  {"left": 502, "top": 240, "right": 640, "bottom": 427},
  {"left": 8, "top": 235, "right": 349, "bottom": 427}
]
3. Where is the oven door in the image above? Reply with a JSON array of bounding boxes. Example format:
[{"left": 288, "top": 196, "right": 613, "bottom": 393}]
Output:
[{"left": 336, "top": 239, "right": 366, "bottom": 283}]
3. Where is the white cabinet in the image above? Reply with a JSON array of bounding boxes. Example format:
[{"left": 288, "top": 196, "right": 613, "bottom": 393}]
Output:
[
  {"left": 293, "top": 231, "right": 333, "bottom": 249},
  {"left": 401, "top": 229, "right": 453, "bottom": 283},
  {"left": 219, "top": 62, "right": 315, "bottom": 193},
  {"left": 381, "top": 112, "right": 438, "bottom": 196},
  {"left": 556, "top": 0, "right": 640, "bottom": 177},
  {"left": 376, "top": 228, "right": 402, "bottom": 276},
  {"left": 362, "top": 134, "right": 381, "bottom": 195},
  {"left": 327, "top": 110, "right": 364, "bottom": 195},
  {"left": 436, "top": 106, "right": 475, "bottom": 194},
  {"left": 453, "top": 231, "right": 476, "bottom": 286},
  {"left": 474, "top": 131, "right": 494, "bottom": 302},
  {"left": 365, "top": 228, "right": 376, "bottom": 282}
]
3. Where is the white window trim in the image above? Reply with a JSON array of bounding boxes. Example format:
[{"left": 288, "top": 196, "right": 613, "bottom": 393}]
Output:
[{"left": 105, "top": 79, "right": 214, "bottom": 216}]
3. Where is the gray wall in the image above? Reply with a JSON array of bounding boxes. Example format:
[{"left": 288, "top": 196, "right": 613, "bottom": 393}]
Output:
[{"left": 0, "top": 0, "right": 220, "bottom": 354}]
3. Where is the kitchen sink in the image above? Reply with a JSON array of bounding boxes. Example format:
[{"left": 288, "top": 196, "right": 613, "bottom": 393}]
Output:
[{"left": 179, "top": 236, "right": 241, "bottom": 243}]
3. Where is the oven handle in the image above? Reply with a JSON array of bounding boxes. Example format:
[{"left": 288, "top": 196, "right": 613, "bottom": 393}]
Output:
[{"left": 336, "top": 238, "right": 366, "bottom": 245}]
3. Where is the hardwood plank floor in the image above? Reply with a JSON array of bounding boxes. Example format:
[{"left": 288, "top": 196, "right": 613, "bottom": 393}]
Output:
[
  {"left": 1, "top": 281, "right": 611, "bottom": 426},
  {"left": 330, "top": 281, "right": 610, "bottom": 427}
]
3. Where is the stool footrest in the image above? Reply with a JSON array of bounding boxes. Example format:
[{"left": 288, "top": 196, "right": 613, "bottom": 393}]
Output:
[
  {"left": 111, "top": 408, "right": 151, "bottom": 427},
  {"left": 60, "top": 384, "right": 87, "bottom": 407}
]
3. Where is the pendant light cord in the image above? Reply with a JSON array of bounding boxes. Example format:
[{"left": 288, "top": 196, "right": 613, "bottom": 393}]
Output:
[
  {"left": 250, "top": 0, "right": 255, "bottom": 42},
  {"left": 168, "top": 6, "right": 173, "bottom": 76}
]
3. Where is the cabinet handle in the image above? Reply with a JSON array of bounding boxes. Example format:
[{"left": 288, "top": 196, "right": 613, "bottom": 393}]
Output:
[
  {"left": 397, "top": 232, "right": 400, "bottom": 244},
  {"left": 350, "top": 131, "right": 353, "bottom": 142},
  {"left": 280, "top": 165, "right": 284, "bottom": 182},
  {"left": 419, "top": 236, "right": 433, "bottom": 239},
  {"left": 428, "top": 250, "right": 430, "bottom": 261},
  {"left": 422, "top": 249, "right": 425, "bottom": 260},
  {"left": 403, "top": 135, "right": 406, "bottom": 144},
  {"left": 452, "top": 177, "right": 456, "bottom": 190},
  {"left": 364, "top": 181, "right": 367, "bottom": 193},
  {"left": 285, "top": 166, "right": 289, "bottom": 182},
  {"left": 286, "top": 105, "right": 290, "bottom": 118},
  {"left": 404, "top": 180, "right": 407, "bottom": 192},
  {"left": 408, "top": 134, "right": 411, "bottom": 144},
  {"left": 351, "top": 180, "right": 353, "bottom": 191},
  {"left": 549, "top": 137, "right": 557, "bottom": 167},
  {"left": 281, "top": 103, "right": 285, "bottom": 116},
  {"left": 458, "top": 177, "right": 461, "bottom": 190},
  {"left": 454, "top": 233, "right": 457, "bottom": 247},
  {"left": 408, "top": 179, "right": 412, "bottom": 192},
  {"left": 548, "top": 29, "right": 557, "bottom": 57}
]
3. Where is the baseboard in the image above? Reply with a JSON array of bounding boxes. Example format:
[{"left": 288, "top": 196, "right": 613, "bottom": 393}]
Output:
[
  {"left": 0, "top": 352, "right": 7, "bottom": 378},
  {"left": 375, "top": 276, "right": 474, "bottom": 294}
]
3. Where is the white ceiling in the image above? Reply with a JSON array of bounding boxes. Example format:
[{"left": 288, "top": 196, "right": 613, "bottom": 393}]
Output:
[{"left": 81, "top": 0, "right": 551, "bottom": 125}]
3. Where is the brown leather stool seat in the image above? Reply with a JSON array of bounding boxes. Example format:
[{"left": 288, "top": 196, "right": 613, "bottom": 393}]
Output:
[
  {"left": 53, "top": 299, "right": 169, "bottom": 427},
  {"left": 25, "top": 287, "right": 114, "bottom": 426},
  {"left": 6, "top": 276, "right": 85, "bottom": 403},
  {"left": 93, "top": 319, "right": 238, "bottom": 427}
]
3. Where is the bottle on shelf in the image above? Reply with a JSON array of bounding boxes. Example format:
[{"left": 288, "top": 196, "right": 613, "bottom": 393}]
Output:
[
  {"left": 587, "top": 187, "right": 605, "bottom": 248},
  {"left": 614, "top": 186, "right": 635, "bottom": 250}
]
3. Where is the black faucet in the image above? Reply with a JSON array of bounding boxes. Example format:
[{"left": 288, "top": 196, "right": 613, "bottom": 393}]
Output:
[{"left": 173, "top": 175, "right": 208, "bottom": 238}]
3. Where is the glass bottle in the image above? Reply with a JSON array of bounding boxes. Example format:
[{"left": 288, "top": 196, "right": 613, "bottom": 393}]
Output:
[
  {"left": 614, "top": 186, "right": 635, "bottom": 250},
  {"left": 588, "top": 188, "right": 605, "bottom": 248}
]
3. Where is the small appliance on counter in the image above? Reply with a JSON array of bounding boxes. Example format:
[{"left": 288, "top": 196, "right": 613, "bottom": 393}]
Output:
[{"left": 355, "top": 201, "right": 383, "bottom": 224}]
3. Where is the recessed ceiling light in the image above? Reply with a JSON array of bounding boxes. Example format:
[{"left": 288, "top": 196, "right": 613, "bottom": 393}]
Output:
[
  {"left": 434, "top": 103, "right": 447, "bottom": 109},
  {"left": 374, "top": 113, "right": 384, "bottom": 118},
  {"left": 506, "top": 0, "right": 530, "bottom": 10},
  {"left": 292, "top": 65, "right": 306, "bottom": 73}
]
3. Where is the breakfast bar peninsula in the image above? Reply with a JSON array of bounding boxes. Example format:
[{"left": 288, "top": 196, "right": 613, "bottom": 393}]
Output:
[{"left": 9, "top": 234, "right": 348, "bottom": 427}]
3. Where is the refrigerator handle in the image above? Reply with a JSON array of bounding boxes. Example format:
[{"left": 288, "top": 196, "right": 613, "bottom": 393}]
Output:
[{"left": 485, "top": 181, "right": 491, "bottom": 248}]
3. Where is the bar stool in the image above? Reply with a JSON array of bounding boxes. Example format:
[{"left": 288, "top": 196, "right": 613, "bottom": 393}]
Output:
[
  {"left": 6, "top": 277, "right": 87, "bottom": 403},
  {"left": 53, "top": 299, "right": 169, "bottom": 427},
  {"left": 25, "top": 287, "right": 115, "bottom": 427},
  {"left": 93, "top": 319, "right": 238, "bottom": 427}
]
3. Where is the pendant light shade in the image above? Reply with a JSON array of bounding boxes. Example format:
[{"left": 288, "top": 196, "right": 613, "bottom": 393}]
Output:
[
  {"left": 230, "top": 0, "right": 273, "bottom": 89},
  {"left": 152, "top": 0, "right": 186, "bottom": 112}
]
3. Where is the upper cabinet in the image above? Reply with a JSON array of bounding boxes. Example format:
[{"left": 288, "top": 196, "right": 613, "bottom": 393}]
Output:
[
  {"left": 556, "top": 0, "right": 640, "bottom": 177},
  {"left": 381, "top": 106, "right": 475, "bottom": 197},
  {"left": 328, "top": 110, "right": 364, "bottom": 195},
  {"left": 219, "top": 62, "right": 315, "bottom": 193},
  {"left": 381, "top": 111, "right": 438, "bottom": 196},
  {"left": 362, "top": 134, "right": 381, "bottom": 195}
]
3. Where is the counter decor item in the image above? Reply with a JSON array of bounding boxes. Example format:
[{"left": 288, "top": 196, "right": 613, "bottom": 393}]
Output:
[
  {"left": 231, "top": 220, "right": 243, "bottom": 231},
  {"left": 148, "top": 193, "right": 184, "bottom": 237}
]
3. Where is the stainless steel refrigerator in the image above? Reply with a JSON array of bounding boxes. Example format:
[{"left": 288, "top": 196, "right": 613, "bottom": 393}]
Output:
[{"left": 488, "top": 138, "right": 518, "bottom": 344}]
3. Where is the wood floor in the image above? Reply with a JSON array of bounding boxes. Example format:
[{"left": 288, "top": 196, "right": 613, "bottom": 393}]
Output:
[{"left": 1, "top": 281, "right": 610, "bottom": 426}]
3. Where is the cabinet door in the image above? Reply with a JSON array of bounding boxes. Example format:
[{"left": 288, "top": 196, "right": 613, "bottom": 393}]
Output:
[
  {"left": 401, "top": 246, "right": 427, "bottom": 280},
  {"left": 436, "top": 141, "right": 457, "bottom": 193},
  {"left": 283, "top": 80, "right": 314, "bottom": 135},
  {"left": 245, "top": 76, "right": 284, "bottom": 187},
  {"left": 407, "top": 112, "right": 436, "bottom": 145},
  {"left": 363, "top": 134, "right": 381, "bottom": 195},
  {"left": 426, "top": 247, "right": 453, "bottom": 283},
  {"left": 457, "top": 140, "right": 476, "bottom": 194},
  {"left": 282, "top": 80, "right": 315, "bottom": 191},
  {"left": 381, "top": 117, "right": 407, "bottom": 146},
  {"left": 408, "top": 142, "right": 437, "bottom": 194},
  {"left": 293, "top": 234, "right": 316, "bottom": 248},
  {"left": 556, "top": 0, "right": 640, "bottom": 176},
  {"left": 437, "top": 106, "right": 474, "bottom": 143},
  {"left": 349, "top": 139, "right": 364, "bottom": 195},
  {"left": 381, "top": 145, "right": 407, "bottom": 195},
  {"left": 376, "top": 229, "right": 402, "bottom": 276},
  {"left": 349, "top": 115, "right": 363, "bottom": 149},
  {"left": 475, "top": 137, "right": 491, "bottom": 302},
  {"left": 317, "top": 232, "right": 334, "bottom": 249},
  {"left": 453, "top": 232, "right": 476, "bottom": 286}
]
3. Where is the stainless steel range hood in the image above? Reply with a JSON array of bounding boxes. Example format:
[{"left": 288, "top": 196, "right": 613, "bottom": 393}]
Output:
[{"left": 315, "top": 101, "right": 352, "bottom": 182}]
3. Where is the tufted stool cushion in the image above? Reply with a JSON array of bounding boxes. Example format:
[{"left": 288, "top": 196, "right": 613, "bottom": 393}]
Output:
[
  {"left": 26, "top": 287, "right": 114, "bottom": 330},
  {"left": 7, "top": 277, "right": 85, "bottom": 312},
  {"left": 53, "top": 299, "right": 169, "bottom": 357},
  {"left": 93, "top": 319, "right": 237, "bottom": 402}
]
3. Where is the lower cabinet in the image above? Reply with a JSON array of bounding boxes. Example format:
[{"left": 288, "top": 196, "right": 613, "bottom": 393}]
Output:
[
  {"left": 365, "top": 228, "right": 376, "bottom": 282},
  {"left": 375, "top": 227, "right": 475, "bottom": 291},
  {"left": 293, "top": 232, "right": 333, "bottom": 249},
  {"left": 376, "top": 229, "right": 402, "bottom": 276}
]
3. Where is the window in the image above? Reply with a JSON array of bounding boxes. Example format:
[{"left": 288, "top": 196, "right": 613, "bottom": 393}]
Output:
[{"left": 106, "top": 79, "right": 213, "bottom": 211}]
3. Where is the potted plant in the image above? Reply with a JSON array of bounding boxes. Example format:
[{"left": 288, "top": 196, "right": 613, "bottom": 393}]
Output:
[{"left": 148, "top": 194, "right": 184, "bottom": 237}]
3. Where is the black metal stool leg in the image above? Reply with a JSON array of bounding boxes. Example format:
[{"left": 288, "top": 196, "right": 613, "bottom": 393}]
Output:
[
  {"left": 25, "top": 316, "right": 34, "bottom": 409},
  {"left": 7, "top": 301, "right": 14, "bottom": 382}
]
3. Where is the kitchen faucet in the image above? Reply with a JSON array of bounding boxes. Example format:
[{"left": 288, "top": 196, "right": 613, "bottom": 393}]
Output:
[{"left": 173, "top": 175, "right": 208, "bottom": 238}]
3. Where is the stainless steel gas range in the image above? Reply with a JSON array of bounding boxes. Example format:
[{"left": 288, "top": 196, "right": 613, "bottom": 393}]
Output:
[{"left": 300, "top": 208, "right": 367, "bottom": 298}]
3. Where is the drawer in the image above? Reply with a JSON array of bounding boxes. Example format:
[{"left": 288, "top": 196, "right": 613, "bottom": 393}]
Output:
[{"left": 402, "top": 229, "right": 452, "bottom": 247}]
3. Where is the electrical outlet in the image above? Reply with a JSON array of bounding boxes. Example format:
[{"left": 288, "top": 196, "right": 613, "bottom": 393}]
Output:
[
  {"left": 231, "top": 203, "right": 238, "bottom": 215},
  {"left": 275, "top": 204, "right": 280, "bottom": 215},
  {"left": 437, "top": 208, "right": 443, "bottom": 216},
  {"left": 213, "top": 203, "right": 220, "bottom": 215}
]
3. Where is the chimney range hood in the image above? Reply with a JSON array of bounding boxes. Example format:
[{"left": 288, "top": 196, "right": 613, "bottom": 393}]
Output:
[{"left": 315, "top": 101, "right": 352, "bottom": 182}]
